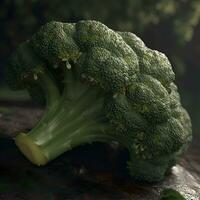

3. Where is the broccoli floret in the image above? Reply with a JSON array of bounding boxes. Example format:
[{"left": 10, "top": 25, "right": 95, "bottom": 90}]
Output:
[{"left": 7, "top": 20, "right": 192, "bottom": 182}]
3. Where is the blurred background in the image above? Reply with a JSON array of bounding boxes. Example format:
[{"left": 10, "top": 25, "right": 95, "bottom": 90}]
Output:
[
  {"left": 0, "top": 1, "right": 200, "bottom": 198},
  {"left": 0, "top": 0, "right": 200, "bottom": 133}
]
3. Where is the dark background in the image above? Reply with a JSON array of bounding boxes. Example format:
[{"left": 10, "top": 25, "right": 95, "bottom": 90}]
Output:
[
  {"left": 0, "top": 1, "right": 200, "bottom": 199},
  {"left": 0, "top": 0, "right": 200, "bottom": 137}
]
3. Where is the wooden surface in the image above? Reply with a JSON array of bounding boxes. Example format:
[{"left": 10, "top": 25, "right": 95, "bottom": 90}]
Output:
[{"left": 0, "top": 103, "right": 199, "bottom": 200}]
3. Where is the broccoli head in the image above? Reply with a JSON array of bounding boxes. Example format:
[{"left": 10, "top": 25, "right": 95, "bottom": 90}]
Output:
[{"left": 7, "top": 20, "right": 192, "bottom": 182}]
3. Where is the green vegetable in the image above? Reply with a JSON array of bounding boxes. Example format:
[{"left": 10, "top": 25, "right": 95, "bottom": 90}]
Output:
[
  {"left": 160, "top": 188, "right": 186, "bottom": 200},
  {"left": 7, "top": 20, "right": 192, "bottom": 182}
]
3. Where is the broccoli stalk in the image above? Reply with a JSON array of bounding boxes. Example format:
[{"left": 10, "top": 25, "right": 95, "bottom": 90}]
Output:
[
  {"left": 7, "top": 20, "right": 192, "bottom": 182},
  {"left": 15, "top": 67, "right": 113, "bottom": 165}
]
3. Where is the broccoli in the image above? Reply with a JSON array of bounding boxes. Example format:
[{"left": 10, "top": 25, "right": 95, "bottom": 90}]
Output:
[
  {"left": 160, "top": 188, "right": 186, "bottom": 200},
  {"left": 7, "top": 20, "right": 192, "bottom": 182}
]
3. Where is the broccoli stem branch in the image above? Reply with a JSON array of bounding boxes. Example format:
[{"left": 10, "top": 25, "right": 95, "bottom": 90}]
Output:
[
  {"left": 15, "top": 67, "right": 113, "bottom": 166},
  {"left": 27, "top": 70, "right": 61, "bottom": 139}
]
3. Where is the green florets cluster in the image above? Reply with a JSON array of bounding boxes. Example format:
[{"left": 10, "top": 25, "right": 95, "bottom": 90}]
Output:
[{"left": 7, "top": 20, "right": 192, "bottom": 182}]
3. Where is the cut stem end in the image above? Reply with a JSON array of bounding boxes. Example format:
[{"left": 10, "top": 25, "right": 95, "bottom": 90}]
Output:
[{"left": 15, "top": 133, "right": 48, "bottom": 166}]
